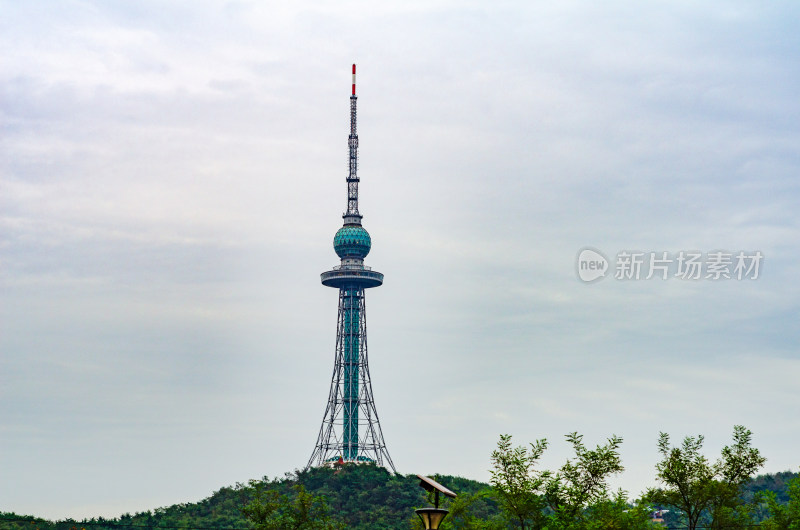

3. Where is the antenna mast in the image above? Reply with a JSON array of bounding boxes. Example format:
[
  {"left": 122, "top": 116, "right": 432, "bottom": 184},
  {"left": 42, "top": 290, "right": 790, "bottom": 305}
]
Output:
[{"left": 345, "top": 64, "right": 362, "bottom": 225}]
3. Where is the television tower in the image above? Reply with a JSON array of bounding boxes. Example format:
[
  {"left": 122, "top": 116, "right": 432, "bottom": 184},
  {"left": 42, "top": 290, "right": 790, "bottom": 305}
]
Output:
[{"left": 307, "top": 65, "right": 395, "bottom": 472}]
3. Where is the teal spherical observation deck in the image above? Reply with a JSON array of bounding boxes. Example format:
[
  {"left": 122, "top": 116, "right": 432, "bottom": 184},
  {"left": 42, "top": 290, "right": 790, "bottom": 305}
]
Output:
[{"left": 334, "top": 226, "right": 371, "bottom": 259}]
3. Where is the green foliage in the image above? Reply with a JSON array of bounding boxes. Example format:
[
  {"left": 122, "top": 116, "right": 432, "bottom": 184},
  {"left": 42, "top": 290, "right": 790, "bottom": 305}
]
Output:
[
  {"left": 544, "top": 432, "right": 626, "bottom": 527},
  {"left": 8, "top": 426, "right": 793, "bottom": 530},
  {"left": 295, "top": 464, "right": 422, "bottom": 528},
  {"left": 0, "top": 512, "right": 56, "bottom": 530},
  {"left": 647, "top": 431, "right": 712, "bottom": 530},
  {"left": 240, "top": 464, "right": 502, "bottom": 529},
  {"left": 645, "top": 425, "right": 766, "bottom": 530},
  {"left": 443, "top": 490, "right": 507, "bottom": 529},
  {"left": 242, "top": 483, "right": 340, "bottom": 529},
  {"left": 488, "top": 433, "right": 653, "bottom": 529},
  {"left": 761, "top": 474, "right": 800, "bottom": 529},
  {"left": 410, "top": 487, "right": 506, "bottom": 530},
  {"left": 580, "top": 491, "right": 656, "bottom": 530},
  {"left": 489, "top": 434, "right": 550, "bottom": 529},
  {"left": 3, "top": 466, "right": 439, "bottom": 530},
  {"left": 748, "top": 471, "right": 800, "bottom": 504}
]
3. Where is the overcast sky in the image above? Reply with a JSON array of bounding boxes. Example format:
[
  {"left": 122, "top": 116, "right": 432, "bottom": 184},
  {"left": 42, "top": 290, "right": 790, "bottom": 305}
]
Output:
[{"left": 2, "top": 0, "right": 799, "bottom": 520}]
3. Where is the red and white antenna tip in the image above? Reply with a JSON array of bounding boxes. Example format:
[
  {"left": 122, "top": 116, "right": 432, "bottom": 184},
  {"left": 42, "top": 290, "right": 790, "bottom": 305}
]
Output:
[{"left": 352, "top": 64, "right": 356, "bottom": 96}]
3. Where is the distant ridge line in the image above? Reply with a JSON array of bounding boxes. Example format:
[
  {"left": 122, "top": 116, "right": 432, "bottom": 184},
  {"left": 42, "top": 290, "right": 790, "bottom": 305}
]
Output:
[{"left": 0, "top": 519, "right": 249, "bottom": 530}]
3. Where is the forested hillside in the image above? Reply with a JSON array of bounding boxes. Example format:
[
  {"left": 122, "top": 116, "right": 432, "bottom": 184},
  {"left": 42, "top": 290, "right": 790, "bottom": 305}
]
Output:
[
  {"left": 1, "top": 466, "right": 797, "bottom": 529},
  {"left": 0, "top": 465, "right": 497, "bottom": 530}
]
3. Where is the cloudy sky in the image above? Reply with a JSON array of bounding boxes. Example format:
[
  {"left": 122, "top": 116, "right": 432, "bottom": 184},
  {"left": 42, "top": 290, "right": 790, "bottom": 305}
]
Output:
[{"left": 2, "top": 0, "right": 799, "bottom": 520}]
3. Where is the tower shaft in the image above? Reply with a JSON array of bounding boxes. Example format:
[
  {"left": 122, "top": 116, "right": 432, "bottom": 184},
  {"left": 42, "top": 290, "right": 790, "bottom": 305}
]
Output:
[
  {"left": 307, "top": 286, "right": 393, "bottom": 469},
  {"left": 342, "top": 287, "right": 360, "bottom": 459}
]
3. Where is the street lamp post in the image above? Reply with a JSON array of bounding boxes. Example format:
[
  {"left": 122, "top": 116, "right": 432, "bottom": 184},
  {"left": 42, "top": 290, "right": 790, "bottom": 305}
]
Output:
[{"left": 415, "top": 475, "right": 457, "bottom": 530}]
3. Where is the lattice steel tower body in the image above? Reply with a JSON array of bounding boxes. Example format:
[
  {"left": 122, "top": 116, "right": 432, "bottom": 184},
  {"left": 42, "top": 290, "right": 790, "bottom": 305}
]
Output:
[{"left": 307, "top": 65, "right": 395, "bottom": 472}]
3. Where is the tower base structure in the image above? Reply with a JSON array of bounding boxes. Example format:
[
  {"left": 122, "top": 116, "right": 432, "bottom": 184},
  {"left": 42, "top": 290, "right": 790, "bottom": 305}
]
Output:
[{"left": 307, "top": 282, "right": 395, "bottom": 472}]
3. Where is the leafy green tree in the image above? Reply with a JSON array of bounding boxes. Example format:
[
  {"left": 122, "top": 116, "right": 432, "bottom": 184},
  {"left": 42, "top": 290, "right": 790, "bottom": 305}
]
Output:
[
  {"left": 581, "top": 490, "right": 657, "bottom": 530},
  {"left": 543, "top": 433, "right": 634, "bottom": 528},
  {"left": 489, "top": 433, "right": 649, "bottom": 529},
  {"left": 761, "top": 474, "right": 800, "bottom": 529},
  {"left": 445, "top": 490, "right": 507, "bottom": 529},
  {"left": 242, "top": 483, "right": 342, "bottom": 529},
  {"left": 489, "top": 434, "right": 550, "bottom": 529},
  {"left": 748, "top": 471, "right": 799, "bottom": 505},
  {"left": 645, "top": 425, "right": 766, "bottom": 530}
]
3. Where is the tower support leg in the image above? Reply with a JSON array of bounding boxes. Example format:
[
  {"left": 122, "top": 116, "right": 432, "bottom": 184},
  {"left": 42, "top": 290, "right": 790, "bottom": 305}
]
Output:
[{"left": 307, "top": 286, "right": 395, "bottom": 472}]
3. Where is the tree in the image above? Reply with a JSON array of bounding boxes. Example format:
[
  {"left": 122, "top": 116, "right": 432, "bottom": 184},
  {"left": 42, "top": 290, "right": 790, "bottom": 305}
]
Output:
[
  {"left": 489, "top": 434, "right": 550, "bottom": 529},
  {"left": 761, "top": 474, "right": 800, "bottom": 530},
  {"left": 646, "top": 425, "right": 766, "bottom": 530},
  {"left": 543, "top": 433, "right": 633, "bottom": 528},
  {"left": 242, "top": 483, "right": 342, "bottom": 530},
  {"left": 581, "top": 490, "right": 657, "bottom": 530},
  {"left": 489, "top": 433, "right": 648, "bottom": 529}
]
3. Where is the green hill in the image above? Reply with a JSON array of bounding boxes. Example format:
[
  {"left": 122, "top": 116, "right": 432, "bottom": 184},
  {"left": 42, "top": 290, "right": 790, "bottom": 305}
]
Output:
[
  {"left": 0, "top": 465, "right": 500, "bottom": 530},
  {"left": 2, "top": 467, "right": 797, "bottom": 529}
]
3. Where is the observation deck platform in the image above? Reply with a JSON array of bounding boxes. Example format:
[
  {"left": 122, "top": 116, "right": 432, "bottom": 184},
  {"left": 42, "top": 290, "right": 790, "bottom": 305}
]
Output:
[{"left": 321, "top": 264, "right": 384, "bottom": 289}]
